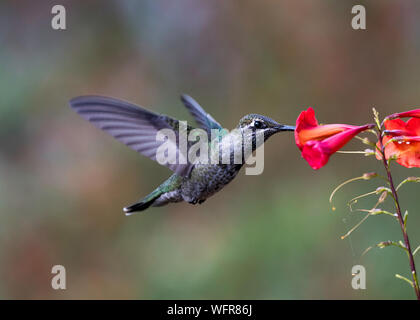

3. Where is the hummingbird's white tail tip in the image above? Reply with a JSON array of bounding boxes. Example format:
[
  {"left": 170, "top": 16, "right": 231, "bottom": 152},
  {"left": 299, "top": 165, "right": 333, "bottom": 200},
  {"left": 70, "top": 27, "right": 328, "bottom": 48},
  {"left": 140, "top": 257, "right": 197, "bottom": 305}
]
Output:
[{"left": 123, "top": 207, "right": 133, "bottom": 216}]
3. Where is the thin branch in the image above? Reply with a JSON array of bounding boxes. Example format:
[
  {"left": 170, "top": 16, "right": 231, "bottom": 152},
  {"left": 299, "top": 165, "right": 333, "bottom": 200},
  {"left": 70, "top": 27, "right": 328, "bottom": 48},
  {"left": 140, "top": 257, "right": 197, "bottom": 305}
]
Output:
[{"left": 377, "top": 126, "right": 420, "bottom": 299}]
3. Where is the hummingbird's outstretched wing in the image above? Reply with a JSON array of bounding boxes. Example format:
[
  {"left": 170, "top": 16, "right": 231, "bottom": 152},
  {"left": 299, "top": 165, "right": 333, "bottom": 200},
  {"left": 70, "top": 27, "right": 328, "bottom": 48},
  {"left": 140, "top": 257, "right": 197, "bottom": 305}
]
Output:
[
  {"left": 180, "top": 94, "right": 223, "bottom": 135},
  {"left": 70, "top": 96, "right": 194, "bottom": 177}
]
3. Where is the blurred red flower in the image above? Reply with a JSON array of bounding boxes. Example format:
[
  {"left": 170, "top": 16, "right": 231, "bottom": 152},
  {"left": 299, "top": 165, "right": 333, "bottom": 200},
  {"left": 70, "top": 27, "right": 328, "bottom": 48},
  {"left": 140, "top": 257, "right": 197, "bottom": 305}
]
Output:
[
  {"left": 377, "top": 110, "right": 420, "bottom": 168},
  {"left": 386, "top": 108, "right": 420, "bottom": 120},
  {"left": 296, "top": 107, "right": 373, "bottom": 169}
]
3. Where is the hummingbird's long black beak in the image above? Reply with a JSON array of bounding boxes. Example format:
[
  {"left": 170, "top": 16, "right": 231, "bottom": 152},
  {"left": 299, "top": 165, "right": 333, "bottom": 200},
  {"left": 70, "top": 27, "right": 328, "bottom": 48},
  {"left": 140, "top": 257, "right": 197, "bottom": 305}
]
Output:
[{"left": 275, "top": 124, "right": 295, "bottom": 132}]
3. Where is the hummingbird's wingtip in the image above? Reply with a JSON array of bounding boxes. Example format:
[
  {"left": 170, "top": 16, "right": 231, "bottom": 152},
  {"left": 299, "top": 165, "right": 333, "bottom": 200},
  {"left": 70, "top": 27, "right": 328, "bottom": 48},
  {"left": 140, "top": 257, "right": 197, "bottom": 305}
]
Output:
[{"left": 68, "top": 97, "right": 78, "bottom": 109}]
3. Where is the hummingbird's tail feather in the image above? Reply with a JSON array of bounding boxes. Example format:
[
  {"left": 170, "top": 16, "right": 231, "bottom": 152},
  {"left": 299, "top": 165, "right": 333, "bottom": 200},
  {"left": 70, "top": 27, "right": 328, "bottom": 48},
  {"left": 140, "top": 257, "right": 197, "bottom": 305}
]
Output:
[
  {"left": 123, "top": 189, "right": 162, "bottom": 215},
  {"left": 123, "top": 199, "right": 156, "bottom": 215},
  {"left": 124, "top": 174, "right": 183, "bottom": 215}
]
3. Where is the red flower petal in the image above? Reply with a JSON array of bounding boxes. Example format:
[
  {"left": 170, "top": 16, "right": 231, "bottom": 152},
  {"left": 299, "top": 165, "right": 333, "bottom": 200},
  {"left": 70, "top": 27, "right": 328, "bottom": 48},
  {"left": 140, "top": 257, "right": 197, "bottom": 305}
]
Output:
[
  {"left": 378, "top": 118, "right": 420, "bottom": 168},
  {"left": 301, "top": 124, "right": 373, "bottom": 169},
  {"left": 301, "top": 140, "right": 330, "bottom": 170},
  {"left": 295, "top": 107, "right": 356, "bottom": 150}
]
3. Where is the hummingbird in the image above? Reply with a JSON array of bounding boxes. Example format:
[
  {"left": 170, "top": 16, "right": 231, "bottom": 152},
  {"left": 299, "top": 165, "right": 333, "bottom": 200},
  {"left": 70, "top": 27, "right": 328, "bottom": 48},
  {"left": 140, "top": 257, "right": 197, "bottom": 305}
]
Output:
[{"left": 69, "top": 94, "right": 295, "bottom": 214}]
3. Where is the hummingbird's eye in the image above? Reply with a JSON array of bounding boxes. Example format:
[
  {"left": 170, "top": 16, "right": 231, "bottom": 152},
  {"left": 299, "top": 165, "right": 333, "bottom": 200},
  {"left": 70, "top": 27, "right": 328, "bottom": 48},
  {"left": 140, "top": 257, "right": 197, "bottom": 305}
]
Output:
[{"left": 253, "top": 120, "right": 264, "bottom": 129}]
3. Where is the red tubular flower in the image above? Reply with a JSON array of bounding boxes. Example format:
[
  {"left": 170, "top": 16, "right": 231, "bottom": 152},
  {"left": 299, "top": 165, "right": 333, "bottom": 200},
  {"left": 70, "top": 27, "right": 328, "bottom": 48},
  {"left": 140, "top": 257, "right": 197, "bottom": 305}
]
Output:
[
  {"left": 386, "top": 108, "right": 420, "bottom": 120},
  {"left": 296, "top": 107, "right": 374, "bottom": 170},
  {"left": 377, "top": 117, "right": 420, "bottom": 168}
]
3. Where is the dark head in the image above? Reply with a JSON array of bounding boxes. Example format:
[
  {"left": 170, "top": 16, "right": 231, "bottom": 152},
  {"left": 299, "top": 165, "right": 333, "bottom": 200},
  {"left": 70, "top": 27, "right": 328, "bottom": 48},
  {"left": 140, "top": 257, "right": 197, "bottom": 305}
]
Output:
[
  {"left": 234, "top": 114, "right": 295, "bottom": 156},
  {"left": 237, "top": 114, "right": 295, "bottom": 142}
]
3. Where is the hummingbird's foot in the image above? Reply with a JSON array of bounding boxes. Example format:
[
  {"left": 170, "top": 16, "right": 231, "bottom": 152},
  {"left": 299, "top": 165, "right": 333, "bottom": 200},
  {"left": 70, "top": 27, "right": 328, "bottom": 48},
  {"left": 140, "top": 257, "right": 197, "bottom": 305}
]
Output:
[{"left": 188, "top": 198, "right": 205, "bottom": 205}]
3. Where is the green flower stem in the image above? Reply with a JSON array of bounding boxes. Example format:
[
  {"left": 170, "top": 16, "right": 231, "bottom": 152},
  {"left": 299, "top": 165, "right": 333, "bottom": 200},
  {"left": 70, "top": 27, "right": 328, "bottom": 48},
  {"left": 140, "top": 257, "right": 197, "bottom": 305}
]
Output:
[{"left": 377, "top": 127, "right": 420, "bottom": 299}]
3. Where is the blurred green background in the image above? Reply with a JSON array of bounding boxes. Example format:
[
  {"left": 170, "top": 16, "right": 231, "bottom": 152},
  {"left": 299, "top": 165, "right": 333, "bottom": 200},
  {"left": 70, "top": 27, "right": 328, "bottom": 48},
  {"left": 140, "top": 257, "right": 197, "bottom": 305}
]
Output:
[{"left": 1, "top": 0, "right": 420, "bottom": 299}]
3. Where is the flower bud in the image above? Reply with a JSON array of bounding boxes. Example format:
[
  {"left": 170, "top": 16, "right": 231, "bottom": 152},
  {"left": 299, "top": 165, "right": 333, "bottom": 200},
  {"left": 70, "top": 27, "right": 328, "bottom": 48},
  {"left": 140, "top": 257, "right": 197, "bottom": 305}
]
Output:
[
  {"left": 364, "top": 149, "right": 375, "bottom": 156},
  {"left": 362, "top": 172, "right": 377, "bottom": 180}
]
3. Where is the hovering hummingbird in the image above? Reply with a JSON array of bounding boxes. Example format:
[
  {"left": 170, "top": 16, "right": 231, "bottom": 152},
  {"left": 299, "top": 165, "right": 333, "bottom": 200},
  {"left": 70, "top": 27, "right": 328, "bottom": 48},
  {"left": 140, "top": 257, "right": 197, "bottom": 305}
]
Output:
[{"left": 69, "top": 95, "right": 295, "bottom": 214}]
